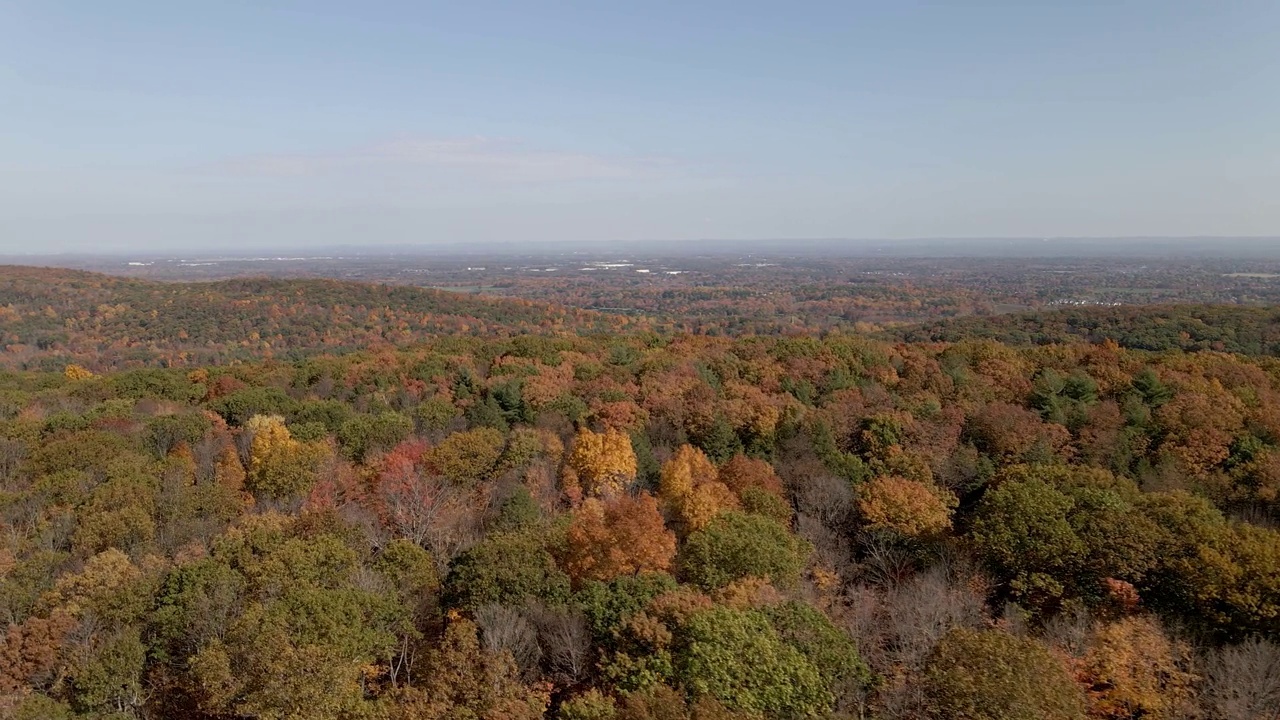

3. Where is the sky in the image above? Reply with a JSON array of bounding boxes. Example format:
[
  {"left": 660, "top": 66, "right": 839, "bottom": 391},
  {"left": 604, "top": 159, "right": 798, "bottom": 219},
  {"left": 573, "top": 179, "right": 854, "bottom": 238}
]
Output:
[{"left": 2, "top": 1, "right": 1278, "bottom": 253}]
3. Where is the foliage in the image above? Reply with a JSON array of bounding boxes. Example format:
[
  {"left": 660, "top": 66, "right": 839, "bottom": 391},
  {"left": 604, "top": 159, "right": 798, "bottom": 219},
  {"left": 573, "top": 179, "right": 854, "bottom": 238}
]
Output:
[
  {"left": 564, "top": 493, "right": 677, "bottom": 584},
  {"left": 567, "top": 427, "right": 639, "bottom": 497},
  {"left": 924, "top": 628, "right": 1085, "bottom": 720},
  {"left": 679, "top": 512, "right": 810, "bottom": 591}
]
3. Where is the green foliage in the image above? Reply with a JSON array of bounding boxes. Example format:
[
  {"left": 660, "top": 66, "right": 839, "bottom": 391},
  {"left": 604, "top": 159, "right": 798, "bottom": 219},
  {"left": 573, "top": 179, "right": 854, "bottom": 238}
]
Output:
[
  {"left": 110, "top": 368, "right": 202, "bottom": 402},
  {"left": 576, "top": 572, "right": 680, "bottom": 644},
  {"left": 143, "top": 413, "right": 211, "bottom": 457},
  {"left": 560, "top": 689, "right": 618, "bottom": 720},
  {"left": 762, "top": 601, "right": 870, "bottom": 694},
  {"left": 738, "top": 486, "right": 793, "bottom": 526},
  {"left": 444, "top": 528, "right": 571, "bottom": 611},
  {"left": 691, "top": 413, "right": 743, "bottom": 465},
  {"left": 679, "top": 512, "right": 811, "bottom": 591},
  {"left": 971, "top": 469, "right": 1166, "bottom": 610},
  {"left": 292, "top": 399, "right": 355, "bottom": 433},
  {"left": 1131, "top": 368, "right": 1173, "bottom": 408},
  {"left": 0, "top": 549, "right": 68, "bottom": 624},
  {"left": 70, "top": 627, "right": 147, "bottom": 715},
  {"left": 491, "top": 486, "right": 542, "bottom": 533},
  {"left": 677, "top": 606, "right": 832, "bottom": 719},
  {"left": 970, "top": 478, "right": 1086, "bottom": 607},
  {"left": 924, "top": 628, "right": 1085, "bottom": 720},
  {"left": 209, "top": 386, "right": 300, "bottom": 426},
  {"left": 414, "top": 395, "right": 459, "bottom": 432},
  {"left": 336, "top": 411, "right": 413, "bottom": 461},
  {"left": 9, "top": 694, "right": 74, "bottom": 720}
]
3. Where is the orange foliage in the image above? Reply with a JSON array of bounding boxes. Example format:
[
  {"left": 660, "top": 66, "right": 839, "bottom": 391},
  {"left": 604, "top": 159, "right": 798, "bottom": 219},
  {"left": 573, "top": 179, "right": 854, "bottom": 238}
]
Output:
[
  {"left": 718, "top": 454, "right": 785, "bottom": 500},
  {"left": 856, "top": 476, "right": 955, "bottom": 539},
  {"left": 563, "top": 493, "right": 676, "bottom": 584}
]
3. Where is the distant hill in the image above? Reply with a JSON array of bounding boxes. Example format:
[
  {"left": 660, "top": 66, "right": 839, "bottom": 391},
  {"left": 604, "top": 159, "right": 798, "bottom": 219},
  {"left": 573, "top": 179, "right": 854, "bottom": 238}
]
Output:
[
  {"left": 894, "top": 304, "right": 1280, "bottom": 356},
  {"left": 0, "top": 266, "right": 631, "bottom": 370}
]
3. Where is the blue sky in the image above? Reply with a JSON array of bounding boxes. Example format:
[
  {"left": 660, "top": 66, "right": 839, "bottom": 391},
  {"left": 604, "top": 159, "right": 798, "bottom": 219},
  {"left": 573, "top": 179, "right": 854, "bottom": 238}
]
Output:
[{"left": 2, "top": 1, "right": 1278, "bottom": 252}]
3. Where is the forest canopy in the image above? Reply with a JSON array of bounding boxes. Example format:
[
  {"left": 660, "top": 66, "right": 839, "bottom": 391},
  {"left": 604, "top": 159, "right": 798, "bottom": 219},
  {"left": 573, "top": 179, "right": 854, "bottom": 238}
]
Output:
[{"left": 0, "top": 268, "right": 1278, "bottom": 719}]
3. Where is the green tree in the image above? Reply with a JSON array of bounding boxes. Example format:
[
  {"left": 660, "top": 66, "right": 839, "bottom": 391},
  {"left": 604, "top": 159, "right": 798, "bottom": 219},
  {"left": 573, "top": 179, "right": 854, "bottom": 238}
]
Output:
[
  {"left": 969, "top": 478, "right": 1085, "bottom": 608},
  {"left": 444, "top": 528, "right": 571, "bottom": 611},
  {"left": 679, "top": 512, "right": 810, "bottom": 591},
  {"left": 677, "top": 606, "right": 832, "bottom": 719},
  {"left": 924, "top": 628, "right": 1085, "bottom": 720}
]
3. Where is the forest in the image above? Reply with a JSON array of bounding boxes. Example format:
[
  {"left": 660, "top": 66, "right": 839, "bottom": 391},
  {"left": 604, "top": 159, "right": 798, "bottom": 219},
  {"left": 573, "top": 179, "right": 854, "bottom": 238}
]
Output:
[{"left": 1, "top": 266, "right": 1279, "bottom": 719}]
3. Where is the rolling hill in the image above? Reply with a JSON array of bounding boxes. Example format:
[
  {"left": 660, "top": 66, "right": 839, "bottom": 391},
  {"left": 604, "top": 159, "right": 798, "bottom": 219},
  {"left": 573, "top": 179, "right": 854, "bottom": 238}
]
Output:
[{"left": 0, "top": 266, "right": 636, "bottom": 370}]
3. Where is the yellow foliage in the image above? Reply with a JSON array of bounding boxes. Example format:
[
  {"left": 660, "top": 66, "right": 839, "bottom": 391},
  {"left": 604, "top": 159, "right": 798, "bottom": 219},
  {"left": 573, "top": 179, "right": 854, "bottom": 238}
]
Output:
[
  {"left": 567, "top": 427, "right": 638, "bottom": 497},
  {"left": 63, "top": 364, "right": 96, "bottom": 381},
  {"left": 681, "top": 481, "right": 740, "bottom": 533},
  {"left": 856, "top": 476, "right": 955, "bottom": 538},
  {"left": 658, "top": 444, "right": 738, "bottom": 532},
  {"left": 44, "top": 548, "right": 141, "bottom": 618},
  {"left": 245, "top": 415, "right": 329, "bottom": 498},
  {"left": 563, "top": 493, "right": 676, "bottom": 584}
]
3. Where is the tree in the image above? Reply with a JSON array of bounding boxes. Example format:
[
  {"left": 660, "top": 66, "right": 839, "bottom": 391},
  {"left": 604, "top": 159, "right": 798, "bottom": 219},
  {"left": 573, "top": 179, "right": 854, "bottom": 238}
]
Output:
[
  {"left": 717, "top": 454, "right": 784, "bottom": 500},
  {"left": 390, "top": 618, "right": 546, "bottom": 720},
  {"left": 64, "top": 364, "right": 96, "bottom": 381},
  {"left": 761, "top": 601, "right": 870, "bottom": 705},
  {"left": 969, "top": 478, "right": 1085, "bottom": 609},
  {"left": 444, "top": 528, "right": 571, "bottom": 611},
  {"left": 660, "top": 445, "right": 739, "bottom": 533},
  {"left": 1201, "top": 637, "right": 1280, "bottom": 720},
  {"left": 563, "top": 493, "right": 677, "bottom": 584},
  {"left": 428, "top": 427, "right": 505, "bottom": 488},
  {"left": 336, "top": 411, "right": 413, "bottom": 461},
  {"left": 68, "top": 627, "right": 147, "bottom": 716},
  {"left": 855, "top": 476, "right": 954, "bottom": 539},
  {"left": 374, "top": 441, "right": 464, "bottom": 545},
  {"left": 1078, "top": 615, "right": 1194, "bottom": 720},
  {"left": 924, "top": 628, "right": 1085, "bottom": 720},
  {"left": 679, "top": 511, "right": 810, "bottom": 591},
  {"left": 566, "top": 427, "right": 638, "bottom": 498},
  {"left": 677, "top": 606, "right": 832, "bottom": 719},
  {"left": 244, "top": 414, "right": 329, "bottom": 499},
  {"left": 1179, "top": 522, "right": 1280, "bottom": 639}
]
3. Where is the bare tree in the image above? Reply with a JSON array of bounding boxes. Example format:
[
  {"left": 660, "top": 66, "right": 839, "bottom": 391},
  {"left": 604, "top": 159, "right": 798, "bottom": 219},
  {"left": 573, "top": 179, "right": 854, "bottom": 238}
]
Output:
[
  {"left": 791, "top": 472, "right": 853, "bottom": 532},
  {"left": 0, "top": 438, "right": 27, "bottom": 489},
  {"left": 475, "top": 604, "right": 542, "bottom": 680},
  {"left": 191, "top": 435, "right": 223, "bottom": 485},
  {"left": 531, "top": 605, "right": 592, "bottom": 685},
  {"left": 797, "top": 512, "right": 853, "bottom": 575},
  {"left": 1201, "top": 637, "right": 1280, "bottom": 720},
  {"left": 378, "top": 468, "right": 487, "bottom": 570},
  {"left": 1042, "top": 607, "right": 1094, "bottom": 659},
  {"left": 833, "top": 563, "right": 991, "bottom": 720},
  {"left": 858, "top": 531, "right": 915, "bottom": 588},
  {"left": 881, "top": 564, "right": 987, "bottom": 668}
]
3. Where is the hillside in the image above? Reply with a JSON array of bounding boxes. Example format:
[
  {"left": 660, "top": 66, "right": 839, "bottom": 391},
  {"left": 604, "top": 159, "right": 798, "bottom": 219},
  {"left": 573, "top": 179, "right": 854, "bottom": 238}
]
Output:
[
  {"left": 895, "top": 303, "right": 1280, "bottom": 356},
  {"left": 2, "top": 329, "right": 1278, "bottom": 719},
  {"left": 0, "top": 266, "right": 636, "bottom": 371}
]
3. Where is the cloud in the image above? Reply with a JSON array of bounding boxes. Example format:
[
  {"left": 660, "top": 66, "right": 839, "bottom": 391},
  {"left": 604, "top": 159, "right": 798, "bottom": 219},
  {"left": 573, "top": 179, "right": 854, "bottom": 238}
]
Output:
[{"left": 214, "top": 136, "right": 677, "bottom": 184}]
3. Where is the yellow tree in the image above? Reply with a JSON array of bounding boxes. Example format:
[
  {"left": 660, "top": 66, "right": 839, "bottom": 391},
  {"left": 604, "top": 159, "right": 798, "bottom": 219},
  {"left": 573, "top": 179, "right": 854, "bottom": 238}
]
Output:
[
  {"left": 566, "top": 427, "right": 638, "bottom": 498},
  {"left": 64, "top": 364, "right": 96, "bottom": 381},
  {"left": 1079, "top": 616, "right": 1195, "bottom": 720},
  {"left": 856, "top": 476, "right": 955, "bottom": 539},
  {"left": 245, "top": 415, "right": 329, "bottom": 499},
  {"left": 658, "top": 444, "right": 738, "bottom": 533}
]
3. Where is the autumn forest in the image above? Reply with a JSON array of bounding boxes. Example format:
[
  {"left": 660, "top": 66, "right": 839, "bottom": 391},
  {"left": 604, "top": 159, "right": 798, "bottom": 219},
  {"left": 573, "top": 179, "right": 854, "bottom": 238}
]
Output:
[{"left": 1, "top": 261, "right": 1278, "bottom": 720}]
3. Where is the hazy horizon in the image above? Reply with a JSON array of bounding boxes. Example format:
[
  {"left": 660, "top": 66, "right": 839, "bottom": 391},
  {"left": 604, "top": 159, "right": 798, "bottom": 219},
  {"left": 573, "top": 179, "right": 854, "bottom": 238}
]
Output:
[
  {"left": 6, "top": 236, "right": 1280, "bottom": 262},
  {"left": 4, "top": 2, "right": 1279, "bottom": 252}
]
